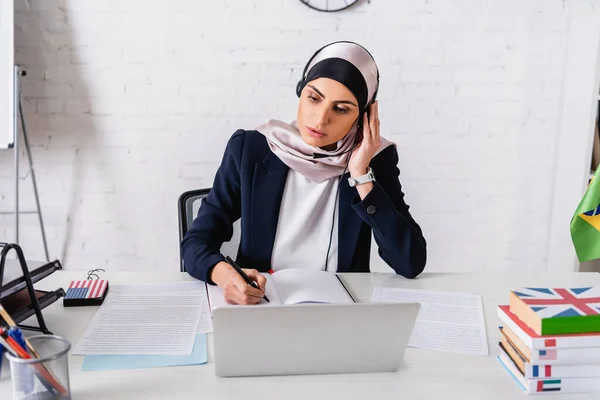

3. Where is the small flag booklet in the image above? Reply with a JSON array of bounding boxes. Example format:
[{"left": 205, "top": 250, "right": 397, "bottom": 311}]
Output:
[{"left": 63, "top": 280, "right": 109, "bottom": 307}]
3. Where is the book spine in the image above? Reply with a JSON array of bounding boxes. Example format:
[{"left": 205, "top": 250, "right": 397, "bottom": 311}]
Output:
[
  {"left": 528, "top": 377, "right": 600, "bottom": 394},
  {"left": 526, "top": 363, "right": 600, "bottom": 379},
  {"left": 530, "top": 347, "right": 600, "bottom": 365},
  {"left": 531, "top": 334, "right": 600, "bottom": 349}
]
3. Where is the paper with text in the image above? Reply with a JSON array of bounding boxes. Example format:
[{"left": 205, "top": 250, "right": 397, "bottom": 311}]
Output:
[
  {"left": 197, "top": 299, "right": 213, "bottom": 333},
  {"left": 371, "top": 287, "right": 489, "bottom": 355},
  {"left": 73, "top": 282, "right": 205, "bottom": 355}
]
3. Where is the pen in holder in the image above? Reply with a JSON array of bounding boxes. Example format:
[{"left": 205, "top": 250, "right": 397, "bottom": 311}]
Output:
[
  {"left": 9, "top": 327, "right": 35, "bottom": 395},
  {"left": 4, "top": 334, "right": 72, "bottom": 400}
]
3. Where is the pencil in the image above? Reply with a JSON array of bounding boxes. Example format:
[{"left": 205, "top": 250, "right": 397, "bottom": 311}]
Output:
[{"left": 0, "top": 305, "right": 40, "bottom": 357}]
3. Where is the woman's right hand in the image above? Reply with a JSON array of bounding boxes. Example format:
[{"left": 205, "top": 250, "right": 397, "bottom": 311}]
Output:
[{"left": 210, "top": 261, "right": 267, "bottom": 305}]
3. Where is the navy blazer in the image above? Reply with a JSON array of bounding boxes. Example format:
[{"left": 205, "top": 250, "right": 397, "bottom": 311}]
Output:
[{"left": 181, "top": 129, "right": 427, "bottom": 283}]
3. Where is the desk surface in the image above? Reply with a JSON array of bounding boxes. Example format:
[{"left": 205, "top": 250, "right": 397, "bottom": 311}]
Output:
[{"left": 2, "top": 269, "right": 600, "bottom": 400}]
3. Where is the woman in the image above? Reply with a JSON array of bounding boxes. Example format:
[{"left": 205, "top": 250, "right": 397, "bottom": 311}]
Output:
[{"left": 181, "top": 41, "right": 427, "bottom": 305}]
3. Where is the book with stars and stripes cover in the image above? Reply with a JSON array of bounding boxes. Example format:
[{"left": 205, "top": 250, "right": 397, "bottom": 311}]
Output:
[
  {"left": 63, "top": 279, "right": 109, "bottom": 307},
  {"left": 509, "top": 287, "right": 600, "bottom": 335}
]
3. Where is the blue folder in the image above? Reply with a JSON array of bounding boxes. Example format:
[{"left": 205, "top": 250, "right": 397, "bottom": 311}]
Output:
[{"left": 81, "top": 334, "right": 207, "bottom": 371}]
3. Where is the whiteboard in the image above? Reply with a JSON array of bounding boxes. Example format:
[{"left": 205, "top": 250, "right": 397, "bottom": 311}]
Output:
[{"left": 0, "top": 0, "right": 14, "bottom": 149}]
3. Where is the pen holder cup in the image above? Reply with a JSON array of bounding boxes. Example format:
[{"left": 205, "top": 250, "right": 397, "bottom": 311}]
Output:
[{"left": 5, "top": 335, "right": 72, "bottom": 400}]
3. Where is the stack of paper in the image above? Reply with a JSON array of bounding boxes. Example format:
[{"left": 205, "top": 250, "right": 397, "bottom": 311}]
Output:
[{"left": 74, "top": 282, "right": 212, "bottom": 371}]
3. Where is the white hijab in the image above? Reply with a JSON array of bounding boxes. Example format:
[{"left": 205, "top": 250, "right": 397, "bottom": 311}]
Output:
[
  {"left": 256, "top": 118, "right": 393, "bottom": 183},
  {"left": 256, "top": 42, "right": 394, "bottom": 183}
]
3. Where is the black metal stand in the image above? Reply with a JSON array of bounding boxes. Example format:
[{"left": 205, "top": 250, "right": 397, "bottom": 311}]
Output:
[
  {"left": 0, "top": 242, "right": 52, "bottom": 334},
  {"left": 0, "top": 66, "right": 50, "bottom": 262}
]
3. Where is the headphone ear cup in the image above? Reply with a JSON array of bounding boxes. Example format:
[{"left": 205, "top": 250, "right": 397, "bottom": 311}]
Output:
[
  {"left": 371, "top": 81, "right": 379, "bottom": 104},
  {"left": 296, "top": 79, "right": 304, "bottom": 97},
  {"left": 357, "top": 113, "right": 364, "bottom": 136}
]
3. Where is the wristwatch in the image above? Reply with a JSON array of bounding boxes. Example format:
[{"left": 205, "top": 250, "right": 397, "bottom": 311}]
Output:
[{"left": 348, "top": 167, "right": 376, "bottom": 187}]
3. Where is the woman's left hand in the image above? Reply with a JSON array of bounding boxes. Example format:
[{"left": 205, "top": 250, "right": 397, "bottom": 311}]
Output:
[{"left": 348, "top": 101, "right": 380, "bottom": 176}]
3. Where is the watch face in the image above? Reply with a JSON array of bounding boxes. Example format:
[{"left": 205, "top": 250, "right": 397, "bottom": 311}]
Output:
[{"left": 299, "top": 0, "right": 361, "bottom": 12}]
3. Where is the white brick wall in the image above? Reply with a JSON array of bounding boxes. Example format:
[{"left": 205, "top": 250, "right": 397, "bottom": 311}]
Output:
[{"left": 0, "top": 0, "right": 580, "bottom": 273}]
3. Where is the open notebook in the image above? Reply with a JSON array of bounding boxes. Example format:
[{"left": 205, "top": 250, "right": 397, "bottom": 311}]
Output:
[{"left": 206, "top": 269, "right": 355, "bottom": 311}]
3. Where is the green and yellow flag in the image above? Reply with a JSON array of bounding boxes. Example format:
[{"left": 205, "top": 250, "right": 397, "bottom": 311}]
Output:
[{"left": 571, "top": 167, "right": 600, "bottom": 262}]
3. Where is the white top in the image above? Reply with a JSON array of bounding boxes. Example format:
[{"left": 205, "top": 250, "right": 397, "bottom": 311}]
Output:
[{"left": 270, "top": 169, "right": 340, "bottom": 272}]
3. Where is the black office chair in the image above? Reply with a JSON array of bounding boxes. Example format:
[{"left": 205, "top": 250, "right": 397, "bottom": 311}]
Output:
[{"left": 177, "top": 188, "right": 241, "bottom": 272}]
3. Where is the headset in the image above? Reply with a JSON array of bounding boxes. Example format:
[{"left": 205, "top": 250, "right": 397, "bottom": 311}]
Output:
[
  {"left": 295, "top": 41, "right": 380, "bottom": 271},
  {"left": 295, "top": 40, "right": 380, "bottom": 104},
  {"left": 300, "top": 41, "right": 380, "bottom": 161}
]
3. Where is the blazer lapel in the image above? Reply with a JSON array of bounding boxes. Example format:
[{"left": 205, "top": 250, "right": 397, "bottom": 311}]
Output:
[
  {"left": 337, "top": 173, "right": 363, "bottom": 272},
  {"left": 250, "top": 151, "right": 289, "bottom": 265}
]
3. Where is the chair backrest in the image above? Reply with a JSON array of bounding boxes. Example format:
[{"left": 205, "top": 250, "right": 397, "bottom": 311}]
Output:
[{"left": 178, "top": 189, "right": 241, "bottom": 272}]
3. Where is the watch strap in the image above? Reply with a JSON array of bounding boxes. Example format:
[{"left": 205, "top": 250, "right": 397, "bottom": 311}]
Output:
[{"left": 348, "top": 167, "right": 375, "bottom": 187}]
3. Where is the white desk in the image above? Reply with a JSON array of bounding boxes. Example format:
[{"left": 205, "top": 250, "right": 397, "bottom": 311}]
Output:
[{"left": 2, "top": 270, "right": 600, "bottom": 400}]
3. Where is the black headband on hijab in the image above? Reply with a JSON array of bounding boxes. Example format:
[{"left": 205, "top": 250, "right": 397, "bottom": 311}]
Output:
[
  {"left": 295, "top": 41, "right": 380, "bottom": 112},
  {"left": 298, "top": 58, "right": 369, "bottom": 111}
]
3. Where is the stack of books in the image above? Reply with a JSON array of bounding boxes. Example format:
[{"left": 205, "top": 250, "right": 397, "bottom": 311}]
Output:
[{"left": 497, "top": 287, "right": 600, "bottom": 395}]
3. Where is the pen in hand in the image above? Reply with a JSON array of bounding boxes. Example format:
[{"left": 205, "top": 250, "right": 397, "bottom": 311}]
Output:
[{"left": 225, "top": 256, "right": 270, "bottom": 303}]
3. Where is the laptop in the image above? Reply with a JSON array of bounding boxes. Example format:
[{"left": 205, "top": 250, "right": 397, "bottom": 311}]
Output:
[{"left": 212, "top": 302, "right": 420, "bottom": 377}]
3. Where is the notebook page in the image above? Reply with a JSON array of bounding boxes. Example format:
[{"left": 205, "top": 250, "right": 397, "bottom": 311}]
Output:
[
  {"left": 271, "top": 269, "right": 353, "bottom": 305},
  {"left": 206, "top": 273, "right": 282, "bottom": 311}
]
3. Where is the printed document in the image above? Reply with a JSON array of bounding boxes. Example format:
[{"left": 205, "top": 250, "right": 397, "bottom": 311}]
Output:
[
  {"left": 73, "top": 282, "right": 206, "bottom": 355},
  {"left": 371, "top": 287, "right": 489, "bottom": 355}
]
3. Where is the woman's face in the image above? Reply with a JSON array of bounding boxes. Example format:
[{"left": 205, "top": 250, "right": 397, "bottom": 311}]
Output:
[{"left": 297, "top": 77, "right": 360, "bottom": 150}]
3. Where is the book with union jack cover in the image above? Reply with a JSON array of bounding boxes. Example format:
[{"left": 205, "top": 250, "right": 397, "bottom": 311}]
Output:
[
  {"left": 509, "top": 287, "right": 600, "bottom": 335},
  {"left": 497, "top": 305, "right": 600, "bottom": 349},
  {"left": 63, "top": 279, "right": 109, "bottom": 307}
]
